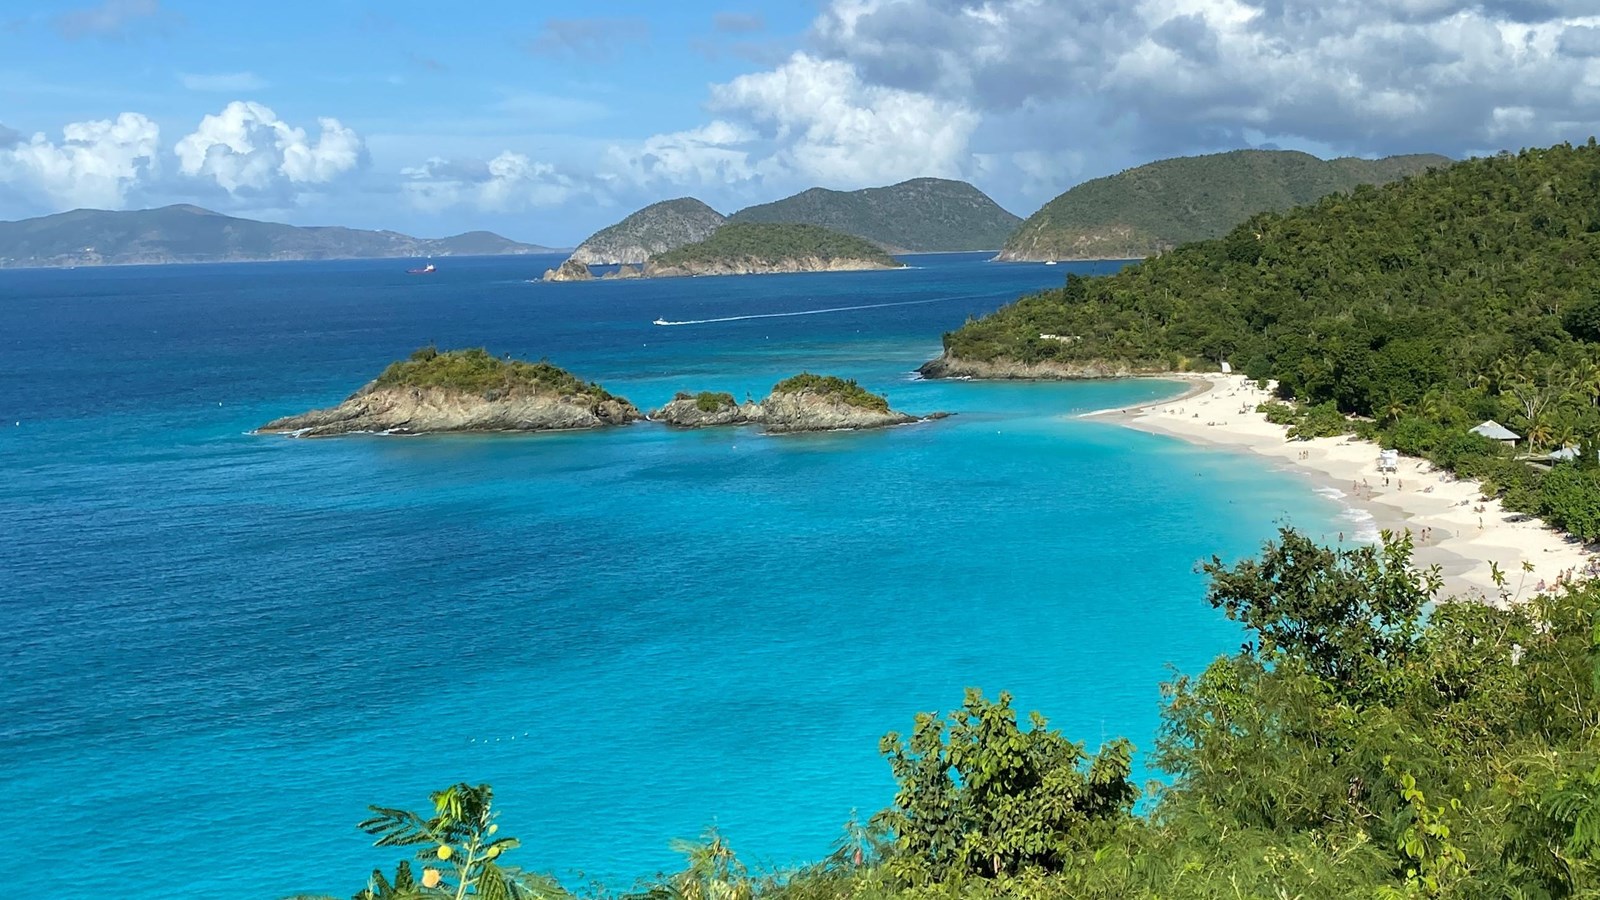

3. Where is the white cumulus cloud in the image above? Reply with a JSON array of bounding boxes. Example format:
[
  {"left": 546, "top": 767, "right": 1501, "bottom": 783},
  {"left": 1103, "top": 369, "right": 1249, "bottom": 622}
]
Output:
[
  {"left": 707, "top": 52, "right": 980, "bottom": 186},
  {"left": 401, "top": 152, "right": 588, "bottom": 212},
  {"left": 604, "top": 120, "right": 758, "bottom": 190},
  {"left": 0, "top": 112, "right": 160, "bottom": 210},
  {"left": 174, "top": 101, "right": 364, "bottom": 196}
]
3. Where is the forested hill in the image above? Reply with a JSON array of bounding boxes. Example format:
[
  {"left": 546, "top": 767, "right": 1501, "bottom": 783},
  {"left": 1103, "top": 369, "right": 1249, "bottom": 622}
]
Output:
[
  {"left": 728, "top": 178, "right": 1021, "bottom": 252},
  {"left": 996, "top": 149, "right": 1450, "bottom": 261},
  {"left": 566, "top": 197, "right": 727, "bottom": 265},
  {"left": 649, "top": 222, "right": 899, "bottom": 269},
  {"left": 942, "top": 142, "right": 1598, "bottom": 403},
  {"left": 938, "top": 141, "right": 1600, "bottom": 540},
  {"left": 0, "top": 205, "right": 554, "bottom": 268}
]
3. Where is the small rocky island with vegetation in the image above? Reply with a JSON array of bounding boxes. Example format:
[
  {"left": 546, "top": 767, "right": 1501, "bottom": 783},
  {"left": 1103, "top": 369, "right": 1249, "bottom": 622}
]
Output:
[
  {"left": 651, "top": 373, "right": 943, "bottom": 432},
  {"left": 257, "top": 347, "right": 641, "bottom": 436},
  {"left": 545, "top": 223, "right": 904, "bottom": 281}
]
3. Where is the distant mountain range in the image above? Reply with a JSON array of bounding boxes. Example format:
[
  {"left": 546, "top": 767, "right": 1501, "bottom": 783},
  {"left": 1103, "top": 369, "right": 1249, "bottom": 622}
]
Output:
[
  {"left": 997, "top": 150, "right": 1452, "bottom": 261},
  {"left": 727, "top": 178, "right": 1021, "bottom": 252},
  {"left": 560, "top": 178, "right": 1021, "bottom": 267},
  {"left": 0, "top": 205, "right": 557, "bottom": 269}
]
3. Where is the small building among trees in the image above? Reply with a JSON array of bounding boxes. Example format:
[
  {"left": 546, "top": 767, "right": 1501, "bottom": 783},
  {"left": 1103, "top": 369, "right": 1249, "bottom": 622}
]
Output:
[{"left": 1470, "top": 420, "right": 1520, "bottom": 448}]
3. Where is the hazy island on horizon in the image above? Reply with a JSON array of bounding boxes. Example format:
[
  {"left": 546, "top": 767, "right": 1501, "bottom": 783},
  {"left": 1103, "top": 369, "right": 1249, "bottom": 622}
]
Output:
[{"left": 0, "top": 204, "right": 563, "bottom": 270}]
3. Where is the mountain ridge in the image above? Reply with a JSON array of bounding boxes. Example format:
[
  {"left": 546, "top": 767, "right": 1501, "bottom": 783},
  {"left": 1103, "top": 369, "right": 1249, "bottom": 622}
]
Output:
[
  {"left": 0, "top": 205, "right": 557, "bottom": 269},
  {"left": 728, "top": 177, "right": 1020, "bottom": 252},
  {"left": 997, "top": 149, "right": 1452, "bottom": 261}
]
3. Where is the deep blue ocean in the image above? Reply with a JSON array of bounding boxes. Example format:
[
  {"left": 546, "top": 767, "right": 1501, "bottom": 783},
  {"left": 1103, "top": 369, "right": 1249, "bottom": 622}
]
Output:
[{"left": 0, "top": 253, "right": 1351, "bottom": 898}]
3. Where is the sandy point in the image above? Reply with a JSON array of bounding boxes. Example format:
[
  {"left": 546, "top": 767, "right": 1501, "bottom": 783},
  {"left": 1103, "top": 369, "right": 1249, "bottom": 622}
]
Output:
[{"left": 1083, "top": 373, "right": 1594, "bottom": 605}]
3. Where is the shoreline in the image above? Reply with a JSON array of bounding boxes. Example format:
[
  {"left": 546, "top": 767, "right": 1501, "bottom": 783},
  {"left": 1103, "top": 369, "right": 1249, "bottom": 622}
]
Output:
[{"left": 1085, "top": 373, "right": 1594, "bottom": 605}]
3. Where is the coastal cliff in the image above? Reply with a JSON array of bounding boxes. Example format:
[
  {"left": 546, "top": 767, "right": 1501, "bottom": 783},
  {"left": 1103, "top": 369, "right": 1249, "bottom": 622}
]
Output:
[
  {"left": 643, "top": 255, "right": 898, "bottom": 278},
  {"left": 257, "top": 348, "right": 640, "bottom": 436},
  {"left": 918, "top": 351, "right": 1172, "bottom": 380},
  {"left": 542, "top": 261, "right": 646, "bottom": 281},
  {"left": 651, "top": 375, "right": 941, "bottom": 432}
]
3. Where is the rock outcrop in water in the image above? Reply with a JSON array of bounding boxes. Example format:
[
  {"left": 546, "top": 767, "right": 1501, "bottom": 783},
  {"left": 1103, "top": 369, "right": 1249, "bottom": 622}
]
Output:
[
  {"left": 542, "top": 259, "right": 594, "bottom": 282},
  {"left": 651, "top": 375, "right": 944, "bottom": 433},
  {"left": 257, "top": 348, "right": 640, "bottom": 436}
]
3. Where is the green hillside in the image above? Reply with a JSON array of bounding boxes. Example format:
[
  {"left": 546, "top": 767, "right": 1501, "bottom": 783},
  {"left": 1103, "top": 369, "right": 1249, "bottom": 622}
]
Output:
[
  {"left": 650, "top": 222, "right": 899, "bottom": 268},
  {"left": 728, "top": 177, "right": 1020, "bottom": 252},
  {"left": 998, "top": 149, "right": 1449, "bottom": 261},
  {"left": 943, "top": 140, "right": 1600, "bottom": 540}
]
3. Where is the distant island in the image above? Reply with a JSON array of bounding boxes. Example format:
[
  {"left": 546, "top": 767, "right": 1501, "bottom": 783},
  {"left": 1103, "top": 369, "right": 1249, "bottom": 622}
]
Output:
[
  {"left": 546, "top": 177, "right": 1018, "bottom": 280},
  {"left": 546, "top": 223, "right": 904, "bottom": 281},
  {"left": 257, "top": 347, "right": 640, "bottom": 436},
  {"left": 727, "top": 177, "right": 1021, "bottom": 252},
  {"left": 0, "top": 205, "right": 558, "bottom": 269},
  {"left": 566, "top": 198, "right": 727, "bottom": 265},
  {"left": 996, "top": 149, "right": 1450, "bottom": 262},
  {"left": 651, "top": 373, "right": 944, "bottom": 432}
]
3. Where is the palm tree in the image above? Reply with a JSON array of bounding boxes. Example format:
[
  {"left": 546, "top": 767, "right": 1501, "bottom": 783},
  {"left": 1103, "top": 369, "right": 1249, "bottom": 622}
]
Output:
[
  {"left": 666, "top": 829, "right": 751, "bottom": 900},
  {"left": 1381, "top": 393, "right": 1407, "bottom": 426}
]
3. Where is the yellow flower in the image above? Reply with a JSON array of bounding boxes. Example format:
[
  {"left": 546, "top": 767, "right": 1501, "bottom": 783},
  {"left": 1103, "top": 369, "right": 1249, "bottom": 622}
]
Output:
[
  {"left": 487, "top": 846, "right": 501, "bottom": 860},
  {"left": 488, "top": 824, "right": 499, "bottom": 835},
  {"left": 437, "top": 844, "right": 453, "bottom": 861}
]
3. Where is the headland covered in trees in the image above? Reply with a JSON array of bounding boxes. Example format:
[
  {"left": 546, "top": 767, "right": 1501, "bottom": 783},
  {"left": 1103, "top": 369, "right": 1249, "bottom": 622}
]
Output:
[{"left": 931, "top": 141, "right": 1600, "bottom": 551}]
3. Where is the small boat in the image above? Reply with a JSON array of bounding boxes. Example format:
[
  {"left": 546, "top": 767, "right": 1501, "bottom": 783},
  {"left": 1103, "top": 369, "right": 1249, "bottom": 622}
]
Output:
[
  {"left": 1044, "top": 260, "right": 1057, "bottom": 266},
  {"left": 652, "top": 317, "right": 670, "bottom": 326},
  {"left": 408, "top": 263, "right": 436, "bottom": 275}
]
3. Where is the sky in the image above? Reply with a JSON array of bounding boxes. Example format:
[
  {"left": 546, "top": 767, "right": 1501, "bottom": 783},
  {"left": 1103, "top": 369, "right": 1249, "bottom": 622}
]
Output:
[{"left": 2, "top": 0, "right": 1599, "bottom": 246}]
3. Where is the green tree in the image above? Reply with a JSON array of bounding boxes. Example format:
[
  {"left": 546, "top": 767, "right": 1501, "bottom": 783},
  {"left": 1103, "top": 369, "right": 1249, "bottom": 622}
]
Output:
[
  {"left": 877, "top": 688, "right": 1137, "bottom": 882},
  {"left": 1200, "top": 529, "right": 1439, "bottom": 699}
]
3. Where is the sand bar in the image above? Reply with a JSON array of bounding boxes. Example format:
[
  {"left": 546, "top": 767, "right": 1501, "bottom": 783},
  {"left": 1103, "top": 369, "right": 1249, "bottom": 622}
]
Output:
[{"left": 1086, "top": 374, "right": 1594, "bottom": 605}]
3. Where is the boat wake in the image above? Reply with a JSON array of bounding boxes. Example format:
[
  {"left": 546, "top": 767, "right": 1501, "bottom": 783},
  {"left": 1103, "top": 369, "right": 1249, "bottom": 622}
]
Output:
[{"left": 651, "top": 294, "right": 985, "bottom": 327}]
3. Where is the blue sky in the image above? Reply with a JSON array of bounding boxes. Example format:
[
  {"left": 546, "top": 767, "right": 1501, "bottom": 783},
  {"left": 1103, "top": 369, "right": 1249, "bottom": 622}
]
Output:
[{"left": 3, "top": 0, "right": 1600, "bottom": 245}]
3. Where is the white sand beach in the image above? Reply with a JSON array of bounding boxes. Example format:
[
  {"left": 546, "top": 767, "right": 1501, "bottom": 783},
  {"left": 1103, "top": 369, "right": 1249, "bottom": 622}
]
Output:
[{"left": 1088, "top": 374, "right": 1595, "bottom": 605}]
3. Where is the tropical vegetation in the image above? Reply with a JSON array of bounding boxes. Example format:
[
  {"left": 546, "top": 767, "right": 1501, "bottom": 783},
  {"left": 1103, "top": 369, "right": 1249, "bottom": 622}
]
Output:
[
  {"left": 649, "top": 224, "right": 899, "bottom": 269},
  {"left": 997, "top": 149, "right": 1448, "bottom": 261},
  {"left": 305, "top": 530, "right": 1600, "bottom": 898},
  {"left": 770, "top": 373, "right": 890, "bottom": 412},
  {"left": 947, "top": 140, "right": 1600, "bottom": 538},
  {"left": 672, "top": 390, "right": 738, "bottom": 412},
  {"left": 373, "top": 347, "right": 618, "bottom": 401}
]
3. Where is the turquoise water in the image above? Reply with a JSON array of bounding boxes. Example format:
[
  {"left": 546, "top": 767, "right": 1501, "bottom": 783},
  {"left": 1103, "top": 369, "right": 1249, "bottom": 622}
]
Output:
[{"left": 0, "top": 254, "right": 1347, "bottom": 897}]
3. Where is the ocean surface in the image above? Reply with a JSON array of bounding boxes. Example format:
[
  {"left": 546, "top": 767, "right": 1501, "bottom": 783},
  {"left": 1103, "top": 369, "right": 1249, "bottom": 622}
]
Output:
[{"left": 0, "top": 253, "right": 1351, "bottom": 898}]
